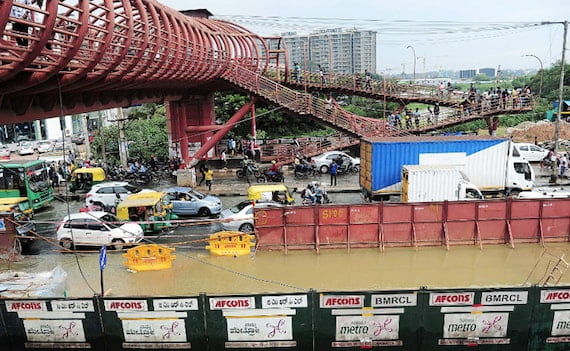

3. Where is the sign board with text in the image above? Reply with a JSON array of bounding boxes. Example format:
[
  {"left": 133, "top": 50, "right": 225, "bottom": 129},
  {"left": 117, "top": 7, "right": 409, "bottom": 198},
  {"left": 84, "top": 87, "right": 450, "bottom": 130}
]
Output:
[
  {"left": 205, "top": 293, "right": 312, "bottom": 350},
  {"left": 0, "top": 298, "right": 104, "bottom": 350},
  {"left": 422, "top": 288, "right": 534, "bottom": 349},
  {"left": 99, "top": 296, "right": 207, "bottom": 351},
  {"left": 314, "top": 291, "right": 422, "bottom": 350}
]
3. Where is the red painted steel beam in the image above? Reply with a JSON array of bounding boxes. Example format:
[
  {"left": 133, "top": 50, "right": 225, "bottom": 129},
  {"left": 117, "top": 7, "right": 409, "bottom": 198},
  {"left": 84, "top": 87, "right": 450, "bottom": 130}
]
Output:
[
  {"left": 0, "top": 0, "right": 270, "bottom": 119},
  {"left": 188, "top": 97, "right": 256, "bottom": 167}
]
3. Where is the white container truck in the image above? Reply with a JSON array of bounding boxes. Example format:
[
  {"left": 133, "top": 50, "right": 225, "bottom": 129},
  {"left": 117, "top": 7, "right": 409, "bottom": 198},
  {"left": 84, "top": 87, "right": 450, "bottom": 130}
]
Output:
[
  {"left": 401, "top": 165, "right": 484, "bottom": 203},
  {"left": 360, "top": 136, "right": 535, "bottom": 201}
]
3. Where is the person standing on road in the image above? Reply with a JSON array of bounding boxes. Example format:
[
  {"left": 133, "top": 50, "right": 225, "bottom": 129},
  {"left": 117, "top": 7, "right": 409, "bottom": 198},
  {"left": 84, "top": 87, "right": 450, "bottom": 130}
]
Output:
[
  {"left": 205, "top": 167, "right": 214, "bottom": 191},
  {"left": 197, "top": 158, "right": 207, "bottom": 186},
  {"left": 560, "top": 154, "right": 568, "bottom": 177},
  {"left": 330, "top": 161, "right": 338, "bottom": 186},
  {"left": 221, "top": 150, "right": 227, "bottom": 169}
]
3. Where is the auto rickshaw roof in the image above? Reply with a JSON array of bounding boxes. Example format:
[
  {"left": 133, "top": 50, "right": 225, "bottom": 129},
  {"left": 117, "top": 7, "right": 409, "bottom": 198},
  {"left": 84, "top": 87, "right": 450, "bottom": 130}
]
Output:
[
  {"left": 126, "top": 191, "right": 166, "bottom": 201},
  {"left": 72, "top": 167, "right": 106, "bottom": 181},
  {"left": 0, "top": 197, "right": 29, "bottom": 205},
  {"left": 117, "top": 197, "right": 161, "bottom": 209},
  {"left": 247, "top": 184, "right": 290, "bottom": 200}
]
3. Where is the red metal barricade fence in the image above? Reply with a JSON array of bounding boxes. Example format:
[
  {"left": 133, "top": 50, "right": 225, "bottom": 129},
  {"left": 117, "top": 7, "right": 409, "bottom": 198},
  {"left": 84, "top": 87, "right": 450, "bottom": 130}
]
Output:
[{"left": 255, "top": 198, "right": 570, "bottom": 252}]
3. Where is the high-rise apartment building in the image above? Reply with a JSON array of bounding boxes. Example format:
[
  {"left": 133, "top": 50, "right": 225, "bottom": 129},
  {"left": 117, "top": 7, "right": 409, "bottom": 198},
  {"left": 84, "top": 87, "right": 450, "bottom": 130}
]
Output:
[{"left": 282, "top": 28, "right": 377, "bottom": 74}]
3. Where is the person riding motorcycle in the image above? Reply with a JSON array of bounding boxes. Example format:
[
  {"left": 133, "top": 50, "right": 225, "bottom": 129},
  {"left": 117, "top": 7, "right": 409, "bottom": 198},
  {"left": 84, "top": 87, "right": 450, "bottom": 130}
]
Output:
[{"left": 265, "top": 160, "right": 283, "bottom": 182}]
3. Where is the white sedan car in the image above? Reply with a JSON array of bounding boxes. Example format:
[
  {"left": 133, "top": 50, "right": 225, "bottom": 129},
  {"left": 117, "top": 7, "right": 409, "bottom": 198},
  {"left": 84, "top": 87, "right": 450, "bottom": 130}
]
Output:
[
  {"left": 57, "top": 211, "right": 143, "bottom": 250},
  {"left": 0, "top": 145, "right": 10, "bottom": 158},
  {"left": 515, "top": 143, "right": 549, "bottom": 162},
  {"left": 18, "top": 141, "right": 35, "bottom": 156},
  {"left": 36, "top": 140, "right": 54, "bottom": 153},
  {"left": 311, "top": 151, "right": 360, "bottom": 174}
]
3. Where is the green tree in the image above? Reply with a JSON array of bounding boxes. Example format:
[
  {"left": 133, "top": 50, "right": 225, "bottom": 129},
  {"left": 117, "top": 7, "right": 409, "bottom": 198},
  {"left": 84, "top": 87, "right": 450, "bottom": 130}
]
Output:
[{"left": 91, "top": 115, "right": 168, "bottom": 164}]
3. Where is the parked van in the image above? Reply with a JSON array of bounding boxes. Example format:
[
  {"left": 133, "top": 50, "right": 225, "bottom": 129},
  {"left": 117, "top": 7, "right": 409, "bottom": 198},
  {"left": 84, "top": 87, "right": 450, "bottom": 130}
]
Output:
[{"left": 247, "top": 184, "right": 295, "bottom": 205}]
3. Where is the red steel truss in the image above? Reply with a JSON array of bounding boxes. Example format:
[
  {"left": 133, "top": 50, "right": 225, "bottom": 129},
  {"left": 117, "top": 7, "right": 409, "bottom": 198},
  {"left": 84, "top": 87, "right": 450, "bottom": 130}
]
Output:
[{"left": 0, "top": 0, "right": 270, "bottom": 122}]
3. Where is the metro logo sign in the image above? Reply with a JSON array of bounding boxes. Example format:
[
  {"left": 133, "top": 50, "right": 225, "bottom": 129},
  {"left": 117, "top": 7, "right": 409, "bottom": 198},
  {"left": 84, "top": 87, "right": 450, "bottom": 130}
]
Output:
[
  {"left": 430, "top": 292, "right": 474, "bottom": 306},
  {"left": 320, "top": 295, "right": 364, "bottom": 308},
  {"left": 541, "top": 290, "right": 570, "bottom": 303}
]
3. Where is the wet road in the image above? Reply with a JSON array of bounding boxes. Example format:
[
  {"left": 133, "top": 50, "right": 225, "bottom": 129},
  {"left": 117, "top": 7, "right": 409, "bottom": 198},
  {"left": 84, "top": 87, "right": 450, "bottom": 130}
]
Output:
[{"left": 25, "top": 172, "right": 365, "bottom": 255}]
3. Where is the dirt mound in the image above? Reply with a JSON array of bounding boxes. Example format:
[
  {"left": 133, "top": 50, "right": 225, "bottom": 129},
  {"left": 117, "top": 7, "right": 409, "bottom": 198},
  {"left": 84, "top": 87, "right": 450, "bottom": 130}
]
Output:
[{"left": 507, "top": 120, "right": 570, "bottom": 145}]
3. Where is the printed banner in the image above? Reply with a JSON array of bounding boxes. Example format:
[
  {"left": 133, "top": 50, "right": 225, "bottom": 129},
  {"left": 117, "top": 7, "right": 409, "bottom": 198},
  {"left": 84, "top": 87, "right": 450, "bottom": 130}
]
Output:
[
  {"left": 335, "top": 315, "right": 400, "bottom": 341},
  {"left": 227, "top": 317, "right": 293, "bottom": 341},
  {"left": 443, "top": 313, "right": 508, "bottom": 338},
  {"left": 552, "top": 310, "right": 570, "bottom": 336},
  {"left": 24, "top": 319, "right": 86, "bottom": 343},
  {"left": 122, "top": 319, "right": 187, "bottom": 343}
]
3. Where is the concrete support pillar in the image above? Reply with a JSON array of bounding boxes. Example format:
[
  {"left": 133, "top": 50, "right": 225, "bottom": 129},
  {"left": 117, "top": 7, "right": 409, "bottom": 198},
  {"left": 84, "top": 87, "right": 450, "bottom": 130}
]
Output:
[{"left": 33, "top": 120, "right": 42, "bottom": 140}]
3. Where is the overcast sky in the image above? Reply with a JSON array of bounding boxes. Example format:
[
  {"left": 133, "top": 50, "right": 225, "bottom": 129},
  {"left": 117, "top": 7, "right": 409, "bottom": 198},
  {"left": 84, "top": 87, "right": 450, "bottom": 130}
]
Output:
[{"left": 159, "top": 0, "right": 567, "bottom": 73}]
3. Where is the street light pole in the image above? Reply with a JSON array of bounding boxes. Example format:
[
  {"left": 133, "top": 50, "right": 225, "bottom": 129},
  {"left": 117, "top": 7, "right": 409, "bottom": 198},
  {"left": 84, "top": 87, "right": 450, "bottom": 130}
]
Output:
[
  {"left": 406, "top": 45, "right": 416, "bottom": 83},
  {"left": 522, "top": 54, "right": 543, "bottom": 98},
  {"left": 542, "top": 20, "right": 568, "bottom": 183}
]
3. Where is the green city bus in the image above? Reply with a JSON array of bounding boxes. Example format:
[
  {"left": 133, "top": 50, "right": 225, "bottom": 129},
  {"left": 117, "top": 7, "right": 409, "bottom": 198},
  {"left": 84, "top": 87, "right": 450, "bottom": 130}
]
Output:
[{"left": 0, "top": 160, "right": 54, "bottom": 210}]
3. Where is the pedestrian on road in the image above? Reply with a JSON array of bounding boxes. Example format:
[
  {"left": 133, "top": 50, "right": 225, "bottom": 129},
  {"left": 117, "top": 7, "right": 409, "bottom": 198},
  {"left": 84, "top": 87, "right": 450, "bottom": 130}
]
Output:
[
  {"left": 221, "top": 150, "right": 227, "bottom": 169},
  {"left": 197, "top": 158, "right": 207, "bottom": 186},
  {"left": 205, "top": 167, "right": 214, "bottom": 191},
  {"left": 330, "top": 161, "right": 338, "bottom": 186}
]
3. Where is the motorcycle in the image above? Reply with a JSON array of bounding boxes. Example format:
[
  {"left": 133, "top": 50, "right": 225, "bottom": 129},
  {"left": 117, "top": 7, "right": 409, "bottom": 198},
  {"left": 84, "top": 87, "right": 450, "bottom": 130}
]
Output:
[
  {"left": 236, "top": 162, "right": 262, "bottom": 179},
  {"left": 258, "top": 170, "right": 285, "bottom": 183},
  {"left": 294, "top": 163, "right": 319, "bottom": 177}
]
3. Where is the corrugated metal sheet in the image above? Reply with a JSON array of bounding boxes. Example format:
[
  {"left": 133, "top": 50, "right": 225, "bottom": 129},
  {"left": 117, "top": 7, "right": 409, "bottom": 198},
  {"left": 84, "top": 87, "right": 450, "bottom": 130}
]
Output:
[{"left": 364, "top": 137, "right": 508, "bottom": 193}]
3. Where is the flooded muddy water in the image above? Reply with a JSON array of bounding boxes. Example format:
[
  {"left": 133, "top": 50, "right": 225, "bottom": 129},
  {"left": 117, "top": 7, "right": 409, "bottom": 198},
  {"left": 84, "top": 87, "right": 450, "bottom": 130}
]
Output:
[{"left": 3, "top": 243, "right": 569, "bottom": 297}]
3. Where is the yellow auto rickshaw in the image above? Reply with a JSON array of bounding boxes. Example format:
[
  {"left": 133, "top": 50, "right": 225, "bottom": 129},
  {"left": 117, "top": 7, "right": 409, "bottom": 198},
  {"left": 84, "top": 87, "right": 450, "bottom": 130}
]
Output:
[
  {"left": 116, "top": 191, "right": 178, "bottom": 234},
  {"left": 69, "top": 167, "right": 106, "bottom": 192},
  {"left": 0, "top": 197, "right": 35, "bottom": 247},
  {"left": 247, "top": 184, "right": 295, "bottom": 205}
]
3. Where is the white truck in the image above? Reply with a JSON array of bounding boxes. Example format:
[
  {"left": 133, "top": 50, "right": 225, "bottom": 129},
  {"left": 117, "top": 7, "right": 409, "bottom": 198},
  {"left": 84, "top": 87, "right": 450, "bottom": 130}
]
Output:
[
  {"left": 401, "top": 165, "right": 484, "bottom": 203},
  {"left": 360, "top": 136, "right": 535, "bottom": 201}
]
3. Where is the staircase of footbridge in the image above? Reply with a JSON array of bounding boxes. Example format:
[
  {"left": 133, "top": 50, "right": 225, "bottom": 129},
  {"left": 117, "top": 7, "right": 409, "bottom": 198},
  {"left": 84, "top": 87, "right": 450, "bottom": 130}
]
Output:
[{"left": 264, "top": 67, "right": 536, "bottom": 134}]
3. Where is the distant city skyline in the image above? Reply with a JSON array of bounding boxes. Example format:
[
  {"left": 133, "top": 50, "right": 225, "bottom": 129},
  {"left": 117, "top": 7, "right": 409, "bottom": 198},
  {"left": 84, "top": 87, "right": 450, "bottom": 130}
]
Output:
[{"left": 160, "top": 0, "right": 567, "bottom": 73}]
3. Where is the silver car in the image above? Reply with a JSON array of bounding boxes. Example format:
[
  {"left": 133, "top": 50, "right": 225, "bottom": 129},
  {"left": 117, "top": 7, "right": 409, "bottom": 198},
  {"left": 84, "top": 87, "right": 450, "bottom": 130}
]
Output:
[
  {"left": 166, "top": 187, "right": 222, "bottom": 217},
  {"left": 311, "top": 151, "right": 360, "bottom": 174},
  {"left": 220, "top": 201, "right": 283, "bottom": 232}
]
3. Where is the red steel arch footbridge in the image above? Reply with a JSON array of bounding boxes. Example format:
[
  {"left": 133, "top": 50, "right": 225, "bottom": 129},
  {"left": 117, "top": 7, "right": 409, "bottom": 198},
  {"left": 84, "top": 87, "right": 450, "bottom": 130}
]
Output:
[{"left": 0, "top": 0, "right": 535, "bottom": 166}]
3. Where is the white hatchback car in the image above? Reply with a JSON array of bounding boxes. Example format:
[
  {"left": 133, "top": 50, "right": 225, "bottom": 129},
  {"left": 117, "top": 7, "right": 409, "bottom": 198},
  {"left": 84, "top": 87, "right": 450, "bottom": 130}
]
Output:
[
  {"left": 311, "top": 151, "right": 360, "bottom": 174},
  {"left": 57, "top": 211, "right": 143, "bottom": 250},
  {"left": 515, "top": 143, "right": 549, "bottom": 162},
  {"left": 220, "top": 200, "right": 283, "bottom": 232},
  {"left": 18, "top": 141, "right": 35, "bottom": 155},
  {"left": 85, "top": 181, "right": 152, "bottom": 208}
]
